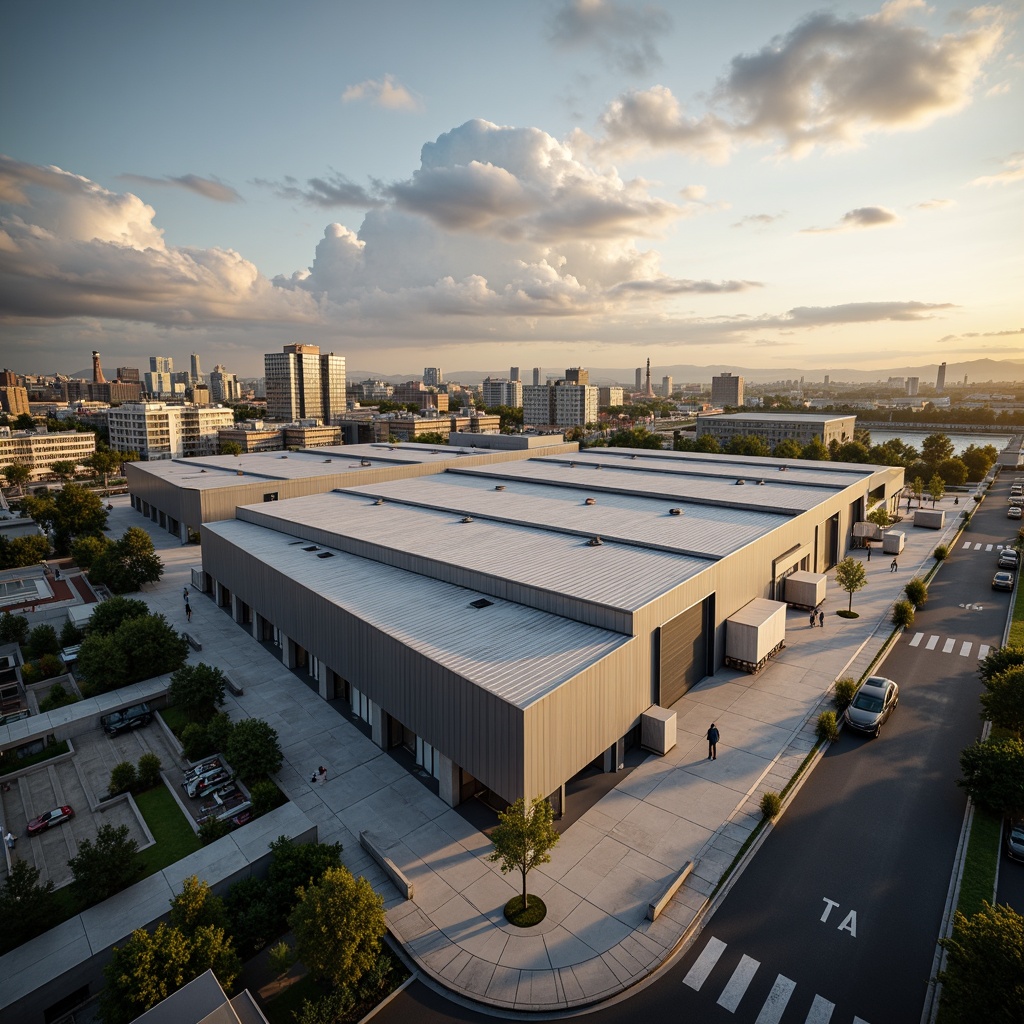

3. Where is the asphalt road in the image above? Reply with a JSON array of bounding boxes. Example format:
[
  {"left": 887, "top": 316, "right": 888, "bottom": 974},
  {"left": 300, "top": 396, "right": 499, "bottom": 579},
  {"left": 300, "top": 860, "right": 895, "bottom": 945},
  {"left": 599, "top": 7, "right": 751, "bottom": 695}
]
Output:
[{"left": 372, "top": 483, "right": 1019, "bottom": 1024}]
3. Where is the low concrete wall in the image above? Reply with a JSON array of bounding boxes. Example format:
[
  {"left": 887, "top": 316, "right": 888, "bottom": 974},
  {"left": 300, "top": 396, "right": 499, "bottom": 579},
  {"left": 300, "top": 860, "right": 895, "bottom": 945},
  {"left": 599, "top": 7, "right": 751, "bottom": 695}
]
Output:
[
  {"left": 360, "top": 830, "right": 413, "bottom": 900},
  {"left": 648, "top": 859, "right": 694, "bottom": 922}
]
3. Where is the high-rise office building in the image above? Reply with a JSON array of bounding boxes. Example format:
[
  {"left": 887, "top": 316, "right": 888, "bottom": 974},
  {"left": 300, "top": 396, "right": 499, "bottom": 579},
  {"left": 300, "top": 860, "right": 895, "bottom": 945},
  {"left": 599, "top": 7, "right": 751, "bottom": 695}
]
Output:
[
  {"left": 423, "top": 367, "right": 443, "bottom": 387},
  {"left": 565, "top": 367, "right": 589, "bottom": 385},
  {"left": 117, "top": 367, "right": 140, "bottom": 383},
  {"left": 190, "top": 353, "right": 203, "bottom": 383},
  {"left": 150, "top": 356, "right": 173, "bottom": 374},
  {"left": 532, "top": 367, "right": 541, "bottom": 386},
  {"left": 635, "top": 367, "right": 643, "bottom": 391},
  {"left": 510, "top": 366, "right": 520, "bottom": 382},
  {"left": 906, "top": 377, "right": 919, "bottom": 396},
  {"left": 711, "top": 372, "right": 744, "bottom": 407},
  {"left": 481, "top": 377, "right": 523, "bottom": 408},
  {"left": 662, "top": 376, "right": 673, "bottom": 398},
  {"left": 264, "top": 344, "right": 346, "bottom": 423},
  {"left": 935, "top": 362, "right": 946, "bottom": 393},
  {"left": 209, "top": 364, "right": 241, "bottom": 403}
]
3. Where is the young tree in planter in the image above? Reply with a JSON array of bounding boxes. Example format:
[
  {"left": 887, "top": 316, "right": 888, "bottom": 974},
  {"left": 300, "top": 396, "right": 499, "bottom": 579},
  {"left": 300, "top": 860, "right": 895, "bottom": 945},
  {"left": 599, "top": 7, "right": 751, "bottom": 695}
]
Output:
[
  {"left": 834, "top": 556, "right": 868, "bottom": 615},
  {"left": 927, "top": 473, "right": 946, "bottom": 507},
  {"left": 979, "top": 667, "right": 1024, "bottom": 738},
  {"left": 169, "top": 663, "right": 227, "bottom": 723},
  {"left": 956, "top": 738, "right": 1024, "bottom": 817},
  {"left": 867, "top": 505, "right": 892, "bottom": 531},
  {"left": 69, "top": 823, "right": 142, "bottom": 906},
  {"left": 89, "top": 526, "right": 164, "bottom": 594},
  {"left": 226, "top": 718, "right": 283, "bottom": 782},
  {"left": 488, "top": 795, "right": 560, "bottom": 911},
  {"left": 904, "top": 578, "right": 928, "bottom": 609},
  {"left": 892, "top": 599, "right": 915, "bottom": 630},
  {"left": 911, "top": 475, "right": 925, "bottom": 506}
]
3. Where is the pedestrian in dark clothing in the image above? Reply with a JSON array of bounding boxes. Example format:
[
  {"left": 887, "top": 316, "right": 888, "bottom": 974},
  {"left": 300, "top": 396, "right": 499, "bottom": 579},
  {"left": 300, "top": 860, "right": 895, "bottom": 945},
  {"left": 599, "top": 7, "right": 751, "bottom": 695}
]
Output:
[
  {"left": 818, "top": 610, "right": 825, "bottom": 628},
  {"left": 809, "top": 610, "right": 815, "bottom": 627},
  {"left": 890, "top": 557, "right": 898, "bottom": 573},
  {"left": 866, "top": 545, "right": 871, "bottom": 561},
  {"left": 707, "top": 723, "right": 719, "bottom": 760},
  {"left": 185, "top": 602, "right": 192, "bottom": 622},
  {"left": 317, "top": 765, "right": 328, "bottom": 784},
  {"left": 183, "top": 587, "right": 190, "bottom": 602}
]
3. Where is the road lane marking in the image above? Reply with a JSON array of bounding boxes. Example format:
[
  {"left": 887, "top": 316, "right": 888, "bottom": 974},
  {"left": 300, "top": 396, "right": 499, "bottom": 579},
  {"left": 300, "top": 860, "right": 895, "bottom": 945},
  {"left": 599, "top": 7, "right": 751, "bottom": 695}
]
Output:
[
  {"left": 909, "top": 633, "right": 923, "bottom": 647},
  {"left": 683, "top": 936, "right": 726, "bottom": 990},
  {"left": 962, "top": 541, "right": 971, "bottom": 549},
  {"left": 754, "top": 975, "right": 796, "bottom": 1024},
  {"left": 979, "top": 644, "right": 990, "bottom": 659},
  {"left": 960, "top": 642, "right": 973, "bottom": 657},
  {"left": 974, "top": 543, "right": 983, "bottom": 550},
  {"left": 943, "top": 638, "right": 955, "bottom": 653},
  {"left": 804, "top": 994, "right": 835, "bottom": 1023},
  {"left": 717, "top": 953, "right": 759, "bottom": 1011},
  {"left": 853, "top": 1018, "right": 871, "bottom": 1024},
  {"left": 985, "top": 544, "right": 993, "bottom": 551},
  {"left": 926, "top": 635, "right": 939, "bottom": 650}
]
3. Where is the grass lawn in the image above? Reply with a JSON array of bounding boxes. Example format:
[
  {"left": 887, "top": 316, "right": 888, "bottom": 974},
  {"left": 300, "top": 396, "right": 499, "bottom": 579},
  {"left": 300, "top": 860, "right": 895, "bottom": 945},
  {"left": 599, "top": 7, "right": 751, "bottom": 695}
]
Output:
[
  {"left": 955, "top": 807, "right": 1001, "bottom": 921},
  {"left": 158, "top": 705, "right": 188, "bottom": 739},
  {"left": 136, "top": 785, "right": 202, "bottom": 875}
]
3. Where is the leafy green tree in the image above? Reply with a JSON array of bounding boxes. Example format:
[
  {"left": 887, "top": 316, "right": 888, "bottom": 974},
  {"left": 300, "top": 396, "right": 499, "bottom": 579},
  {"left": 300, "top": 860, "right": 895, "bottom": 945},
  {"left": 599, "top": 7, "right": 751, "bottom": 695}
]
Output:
[
  {"left": 867, "top": 506, "right": 892, "bottom": 530},
  {"left": 833, "top": 441, "right": 872, "bottom": 463},
  {"left": 69, "top": 823, "right": 142, "bottom": 906},
  {"left": 71, "top": 534, "right": 110, "bottom": 570},
  {"left": 979, "top": 667, "right": 1024, "bottom": 738},
  {"left": 218, "top": 441, "right": 243, "bottom": 456},
  {"left": 921, "top": 432, "right": 955, "bottom": 467},
  {"left": 288, "top": 865, "right": 386, "bottom": 991},
  {"left": 50, "top": 460, "right": 78, "bottom": 482},
  {"left": 957, "top": 738, "right": 1024, "bottom": 817},
  {"left": 136, "top": 752, "right": 163, "bottom": 789},
  {"left": 938, "top": 902, "right": 1024, "bottom": 1022},
  {"left": 87, "top": 595, "right": 150, "bottom": 636},
  {"left": 726, "top": 434, "right": 772, "bottom": 457},
  {"left": 869, "top": 437, "right": 918, "bottom": 467},
  {"left": 25, "top": 623, "right": 60, "bottom": 659},
  {"left": 927, "top": 473, "right": 946, "bottom": 507},
  {"left": 249, "top": 779, "right": 284, "bottom": 817},
  {"left": 170, "top": 875, "right": 229, "bottom": 935},
  {"left": 78, "top": 611, "right": 188, "bottom": 694},
  {"left": 226, "top": 718, "right": 283, "bottom": 782},
  {"left": 485, "top": 404, "right": 524, "bottom": 433},
  {"left": 110, "top": 761, "right": 138, "bottom": 794},
  {"left": 911, "top": 475, "right": 925, "bottom": 506},
  {"left": 225, "top": 876, "right": 281, "bottom": 955},
  {"left": 607, "top": 427, "right": 664, "bottom": 450},
  {"left": 979, "top": 646, "right": 1024, "bottom": 685},
  {"left": 0, "top": 860, "right": 60, "bottom": 954},
  {"left": 60, "top": 619, "right": 84, "bottom": 647},
  {"left": 0, "top": 610, "right": 29, "bottom": 645},
  {"left": 835, "top": 556, "right": 868, "bottom": 614},
  {"left": 415, "top": 431, "right": 447, "bottom": 445},
  {"left": 100, "top": 920, "right": 240, "bottom": 1024},
  {"left": 89, "top": 526, "right": 164, "bottom": 593},
  {"left": 960, "top": 444, "right": 998, "bottom": 481},
  {"left": 693, "top": 432, "right": 721, "bottom": 453},
  {"left": 87, "top": 448, "right": 123, "bottom": 491},
  {"left": 771, "top": 438, "right": 803, "bottom": 459},
  {"left": 488, "top": 795, "right": 560, "bottom": 908},
  {"left": 801, "top": 437, "right": 830, "bottom": 461},
  {"left": 169, "top": 663, "right": 227, "bottom": 722},
  {"left": 0, "top": 532, "right": 51, "bottom": 569},
  {"left": 13, "top": 413, "right": 35, "bottom": 430},
  {"left": 22, "top": 483, "right": 108, "bottom": 554},
  {"left": 2, "top": 461, "right": 31, "bottom": 496},
  {"left": 267, "top": 836, "right": 344, "bottom": 925},
  {"left": 938, "top": 457, "right": 969, "bottom": 487}
]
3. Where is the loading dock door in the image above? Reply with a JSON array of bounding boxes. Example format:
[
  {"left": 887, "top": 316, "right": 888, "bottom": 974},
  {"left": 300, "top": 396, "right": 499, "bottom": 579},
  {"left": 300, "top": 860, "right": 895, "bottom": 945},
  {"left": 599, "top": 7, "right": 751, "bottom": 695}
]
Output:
[{"left": 659, "top": 600, "right": 709, "bottom": 707}]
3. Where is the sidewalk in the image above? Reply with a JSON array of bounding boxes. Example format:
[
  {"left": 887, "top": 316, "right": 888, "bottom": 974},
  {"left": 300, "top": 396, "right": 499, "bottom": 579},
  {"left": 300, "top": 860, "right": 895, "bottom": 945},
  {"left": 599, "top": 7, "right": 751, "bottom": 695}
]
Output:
[{"left": 110, "top": 497, "right": 973, "bottom": 1012}]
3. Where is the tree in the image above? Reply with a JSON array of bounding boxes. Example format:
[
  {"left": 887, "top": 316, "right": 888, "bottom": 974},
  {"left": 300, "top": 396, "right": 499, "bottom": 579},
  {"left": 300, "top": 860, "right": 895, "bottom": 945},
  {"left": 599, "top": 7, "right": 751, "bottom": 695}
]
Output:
[
  {"left": 488, "top": 795, "right": 560, "bottom": 908},
  {"left": 415, "top": 431, "right": 447, "bottom": 445},
  {"left": 957, "top": 738, "right": 1024, "bottom": 817},
  {"left": 87, "top": 448, "right": 123, "bottom": 491},
  {"left": 979, "top": 667, "right": 1024, "bottom": 738},
  {"left": 0, "top": 532, "right": 51, "bottom": 570},
  {"left": 867, "top": 506, "right": 892, "bottom": 530},
  {"left": 607, "top": 427, "right": 664, "bottom": 450},
  {"left": 771, "top": 438, "right": 802, "bottom": 460},
  {"left": 288, "top": 865, "right": 386, "bottom": 991},
  {"left": 226, "top": 718, "right": 283, "bottom": 781},
  {"left": 89, "top": 526, "right": 164, "bottom": 593},
  {"left": 0, "top": 610, "right": 29, "bottom": 645},
  {"left": 938, "top": 457, "right": 969, "bottom": 487},
  {"left": 961, "top": 443, "right": 999, "bottom": 481},
  {"left": 725, "top": 434, "right": 771, "bottom": 457},
  {"left": 71, "top": 534, "right": 111, "bottom": 570},
  {"left": 169, "top": 663, "right": 227, "bottom": 722},
  {"left": 110, "top": 761, "right": 138, "bottom": 794},
  {"left": 979, "top": 645, "right": 1024, "bottom": 685},
  {"left": 100, "top": 920, "right": 240, "bottom": 1024},
  {"left": 938, "top": 902, "right": 1024, "bottom": 1023},
  {"left": 921, "top": 432, "right": 955, "bottom": 467},
  {"left": 834, "top": 556, "right": 868, "bottom": 614},
  {"left": 911, "top": 475, "right": 925, "bottom": 506},
  {"left": 0, "top": 860, "right": 60, "bottom": 954},
  {"left": 801, "top": 437, "right": 830, "bottom": 461},
  {"left": 136, "top": 752, "right": 162, "bottom": 789},
  {"left": 267, "top": 836, "right": 344, "bottom": 926},
  {"left": 833, "top": 441, "right": 872, "bottom": 463},
  {"left": 25, "top": 623, "right": 60, "bottom": 659},
  {"left": 170, "top": 875, "right": 229, "bottom": 935},
  {"left": 12, "top": 413, "right": 34, "bottom": 430},
  {"left": 904, "top": 578, "right": 928, "bottom": 609},
  {"left": 693, "top": 433, "right": 721, "bottom": 453},
  {"left": 218, "top": 441, "right": 243, "bottom": 456},
  {"left": 87, "top": 595, "right": 150, "bottom": 636},
  {"left": 77, "top": 611, "right": 188, "bottom": 694},
  {"left": 50, "top": 460, "right": 78, "bottom": 483},
  {"left": 22, "top": 483, "right": 108, "bottom": 554},
  {"left": 2, "top": 461, "right": 31, "bottom": 496},
  {"left": 69, "top": 823, "right": 142, "bottom": 906},
  {"left": 927, "top": 473, "right": 946, "bottom": 507},
  {"left": 892, "top": 599, "right": 915, "bottom": 630}
]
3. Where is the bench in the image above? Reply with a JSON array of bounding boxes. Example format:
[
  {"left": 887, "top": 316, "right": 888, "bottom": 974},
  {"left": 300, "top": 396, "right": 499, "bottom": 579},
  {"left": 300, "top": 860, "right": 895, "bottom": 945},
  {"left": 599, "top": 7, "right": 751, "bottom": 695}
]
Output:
[
  {"left": 182, "top": 632, "right": 202, "bottom": 652},
  {"left": 648, "top": 859, "right": 694, "bottom": 921}
]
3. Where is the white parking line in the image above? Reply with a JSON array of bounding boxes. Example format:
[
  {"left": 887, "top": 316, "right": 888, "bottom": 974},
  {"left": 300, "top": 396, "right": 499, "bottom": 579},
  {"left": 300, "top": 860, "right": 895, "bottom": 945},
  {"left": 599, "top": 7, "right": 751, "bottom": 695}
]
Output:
[
  {"left": 926, "top": 635, "right": 940, "bottom": 650},
  {"left": 755, "top": 975, "right": 797, "bottom": 1024},
  {"left": 684, "top": 936, "right": 727, "bottom": 990},
  {"left": 960, "top": 642, "right": 973, "bottom": 657},
  {"left": 718, "top": 954, "right": 759, "bottom": 1011},
  {"left": 804, "top": 994, "right": 835, "bottom": 1023},
  {"left": 979, "top": 644, "right": 990, "bottom": 660},
  {"left": 942, "top": 638, "right": 955, "bottom": 653},
  {"left": 909, "top": 632, "right": 923, "bottom": 647}
]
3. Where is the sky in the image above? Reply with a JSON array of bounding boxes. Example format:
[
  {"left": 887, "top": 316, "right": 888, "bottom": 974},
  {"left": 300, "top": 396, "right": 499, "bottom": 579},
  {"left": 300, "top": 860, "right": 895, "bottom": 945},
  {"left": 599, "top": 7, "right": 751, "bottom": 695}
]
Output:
[{"left": 1, "top": 0, "right": 1021, "bottom": 381}]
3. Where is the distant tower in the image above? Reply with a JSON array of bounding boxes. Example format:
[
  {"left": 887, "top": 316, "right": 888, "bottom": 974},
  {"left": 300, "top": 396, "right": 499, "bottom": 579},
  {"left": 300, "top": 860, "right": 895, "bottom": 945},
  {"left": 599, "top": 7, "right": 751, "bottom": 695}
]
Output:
[
  {"left": 423, "top": 367, "right": 442, "bottom": 386},
  {"left": 92, "top": 350, "right": 106, "bottom": 384},
  {"left": 510, "top": 366, "right": 520, "bottom": 382},
  {"left": 907, "top": 377, "right": 919, "bottom": 396},
  {"left": 190, "top": 352, "right": 203, "bottom": 383},
  {"left": 644, "top": 358, "right": 654, "bottom": 398},
  {"left": 635, "top": 367, "right": 643, "bottom": 390},
  {"left": 824, "top": 375, "right": 830, "bottom": 386},
  {"left": 532, "top": 367, "right": 541, "bottom": 386},
  {"left": 936, "top": 362, "right": 946, "bottom": 393}
]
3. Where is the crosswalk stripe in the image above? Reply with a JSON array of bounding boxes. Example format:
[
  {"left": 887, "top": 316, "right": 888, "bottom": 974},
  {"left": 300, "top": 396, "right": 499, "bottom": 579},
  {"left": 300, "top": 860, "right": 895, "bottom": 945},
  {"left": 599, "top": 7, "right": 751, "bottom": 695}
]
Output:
[
  {"left": 718, "top": 953, "right": 759, "bottom": 1011},
  {"left": 926, "top": 635, "right": 939, "bottom": 650},
  {"left": 909, "top": 632, "right": 923, "bottom": 647},
  {"left": 962, "top": 541, "right": 971, "bottom": 550},
  {"left": 974, "top": 543, "right": 982, "bottom": 551},
  {"left": 853, "top": 1018, "right": 871, "bottom": 1024},
  {"left": 979, "top": 644, "right": 990, "bottom": 660},
  {"left": 684, "top": 936, "right": 727, "bottom": 990},
  {"left": 985, "top": 544, "right": 993, "bottom": 552},
  {"left": 754, "top": 975, "right": 796, "bottom": 1024},
  {"left": 960, "top": 642, "right": 972, "bottom": 657},
  {"left": 804, "top": 993, "right": 835, "bottom": 1023},
  {"left": 942, "top": 638, "right": 955, "bottom": 653}
]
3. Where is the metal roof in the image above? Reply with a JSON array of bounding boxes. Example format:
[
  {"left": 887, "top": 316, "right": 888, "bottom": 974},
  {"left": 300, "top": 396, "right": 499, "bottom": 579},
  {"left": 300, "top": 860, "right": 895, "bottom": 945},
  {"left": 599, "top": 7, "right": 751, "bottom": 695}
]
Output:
[{"left": 208, "top": 518, "right": 631, "bottom": 708}]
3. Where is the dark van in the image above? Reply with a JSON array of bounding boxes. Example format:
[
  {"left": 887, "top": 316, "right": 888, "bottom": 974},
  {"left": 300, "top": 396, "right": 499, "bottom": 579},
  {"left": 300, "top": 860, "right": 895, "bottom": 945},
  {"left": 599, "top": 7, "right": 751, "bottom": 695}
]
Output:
[{"left": 101, "top": 702, "right": 153, "bottom": 736}]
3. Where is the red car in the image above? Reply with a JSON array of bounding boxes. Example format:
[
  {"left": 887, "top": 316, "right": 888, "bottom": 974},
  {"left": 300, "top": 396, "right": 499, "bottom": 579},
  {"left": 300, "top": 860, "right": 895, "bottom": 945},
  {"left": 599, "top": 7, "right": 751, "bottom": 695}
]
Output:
[{"left": 26, "top": 805, "right": 74, "bottom": 836}]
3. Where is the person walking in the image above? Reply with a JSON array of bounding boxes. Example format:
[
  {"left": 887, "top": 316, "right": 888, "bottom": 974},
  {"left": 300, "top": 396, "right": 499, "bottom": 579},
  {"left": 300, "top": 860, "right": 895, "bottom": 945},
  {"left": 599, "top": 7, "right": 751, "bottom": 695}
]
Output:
[
  {"left": 890, "top": 557, "right": 899, "bottom": 573},
  {"left": 185, "top": 601, "right": 192, "bottom": 622},
  {"left": 818, "top": 609, "right": 825, "bottom": 628},
  {"left": 183, "top": 587, "right": 190, "bottom": 603},
  {"left": 809, "top": 610, "right": 815, "bottom": 627},
  {"left": 707, "top": 723, "right": 719, "bottom": 760}
]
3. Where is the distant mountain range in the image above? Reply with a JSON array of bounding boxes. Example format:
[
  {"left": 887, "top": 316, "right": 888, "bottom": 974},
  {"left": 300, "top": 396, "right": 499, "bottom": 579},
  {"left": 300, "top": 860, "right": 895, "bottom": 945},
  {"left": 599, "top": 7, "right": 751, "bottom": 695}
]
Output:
[{"left": 350, "top": 357, "right": 1024, "bottom": 388}]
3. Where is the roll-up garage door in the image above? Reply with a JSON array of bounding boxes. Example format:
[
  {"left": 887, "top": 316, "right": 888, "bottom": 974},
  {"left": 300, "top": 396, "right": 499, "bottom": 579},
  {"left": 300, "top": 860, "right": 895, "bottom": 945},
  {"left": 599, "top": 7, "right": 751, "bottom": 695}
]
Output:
[{"left": 659, "top": 600, "right": 708, "bottom": 707}]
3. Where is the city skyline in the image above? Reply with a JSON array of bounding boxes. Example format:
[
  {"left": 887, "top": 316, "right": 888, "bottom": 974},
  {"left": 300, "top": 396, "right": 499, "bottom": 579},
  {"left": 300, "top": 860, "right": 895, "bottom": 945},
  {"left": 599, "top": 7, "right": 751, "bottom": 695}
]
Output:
[{"left": 1, "top": 1, "right": 1021, "bottom": 379}]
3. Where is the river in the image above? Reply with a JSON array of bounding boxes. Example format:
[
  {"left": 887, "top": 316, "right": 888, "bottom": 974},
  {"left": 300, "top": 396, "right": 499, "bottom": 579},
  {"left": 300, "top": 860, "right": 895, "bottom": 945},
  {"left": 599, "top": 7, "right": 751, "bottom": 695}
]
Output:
[{"left": 863, "top": 429, "right": 1013, "bottom": 457}]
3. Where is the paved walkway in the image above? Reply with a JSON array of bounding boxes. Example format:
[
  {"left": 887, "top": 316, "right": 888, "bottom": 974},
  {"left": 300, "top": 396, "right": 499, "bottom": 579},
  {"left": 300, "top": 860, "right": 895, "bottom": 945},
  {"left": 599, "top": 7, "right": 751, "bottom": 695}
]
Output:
[{"left": 103, "top": 497, "right": 978, "bottom": 1012}]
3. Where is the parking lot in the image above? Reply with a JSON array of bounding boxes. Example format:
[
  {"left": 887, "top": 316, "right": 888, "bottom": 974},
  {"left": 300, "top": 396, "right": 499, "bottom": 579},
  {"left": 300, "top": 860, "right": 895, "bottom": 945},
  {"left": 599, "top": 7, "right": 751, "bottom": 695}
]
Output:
[{"left": 1, "top": 716, "right": 185, "bottom": 888}]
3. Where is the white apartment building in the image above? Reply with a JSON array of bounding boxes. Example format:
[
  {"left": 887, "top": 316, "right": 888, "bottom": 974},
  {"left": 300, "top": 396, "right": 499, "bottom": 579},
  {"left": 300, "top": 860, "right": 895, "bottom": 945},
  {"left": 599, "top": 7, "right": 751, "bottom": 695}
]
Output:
[
  {"left": 264, "top": 345, "right": 346, "bottom": 424},
  {"left": 523, "top": 382, "right": 599, "bottom": 428},
  {"left": 108, "top": 402, "right": 234, "bottom": 460},
  {"left": 696, "top": 413, "right": 856, "bottom": 449},
  {"left": 0, "top": 427, "right": 97, "bottom": 480},
  {"left": 481, "top": 377, "right": 523, "bottom": 408},
  {"left": 598, "top": 386, "right": 624, "bottom": 408}
]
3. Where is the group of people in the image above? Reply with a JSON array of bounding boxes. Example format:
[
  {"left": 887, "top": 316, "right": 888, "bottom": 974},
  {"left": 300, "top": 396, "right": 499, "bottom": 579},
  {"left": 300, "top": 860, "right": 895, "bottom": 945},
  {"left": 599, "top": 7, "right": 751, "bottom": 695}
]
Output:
[
  {"left": 310, "top": 765, "right": 328, "bottom": 785},
  {"left": 183, "top": 587, "right": 192, "bottom": 622},
  {"left": 808, "top": 609, "right": 825, "bottom": 627}
]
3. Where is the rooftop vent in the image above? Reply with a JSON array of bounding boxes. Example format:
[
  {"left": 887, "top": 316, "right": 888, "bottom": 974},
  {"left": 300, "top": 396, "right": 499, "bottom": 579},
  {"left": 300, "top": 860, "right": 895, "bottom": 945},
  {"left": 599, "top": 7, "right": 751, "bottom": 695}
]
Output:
[
  {"left": 584, "top": 497, "right": 596, "bottom": 505},
  {"left": 280, "top": 455, "right": 288, "bottom": 459},
  {"left": 323, "top": 459, "right": 332, "bottom": 463},
  {"left": 303, "top": 545, "right": 319, "bottom": 552},
  {"left": 494, "top": 485, "right": 505, "bottom": 491},
  {"left": 735, "top": 479, "right": 746, "bottom": 485},
  {"left": 630, "top": 455, "right": 637, "bottom": 460},
  {"left": 200, "top": 469, "right": 206, "bottom": 473},
  {"left": 587, "top": 536, "right": 603, "bottom": 546},
  {"left": 669, "top": 507, "right": 682, "bottom": 516},
  {"left": 461, "top": 516, "right": 474, "bottom": 524},
  {"left": 360, "top": 459, "right": 371, "bottom": 467},
  {"left": 779, "top": 466, "right": 788, "bottom": 472},
  {"left": 570, "top": 462, "right": 576, "bottom": 468},
  {"left": 316, "top": 552, "right": 334, "bottom": 559},
  {"left": 758, "top": 479, "right": 765, "bottom": 485},
  {"left": 470, "top": 598, "right": 493, "bottom": 609},
  {"left": 374, "top": 498, "right": 384, "bottom": 506},
  {"left": 236, "top": 470, "right": 243, "bottom": 476},
  {"left": 288, "top": 540, "right": 304, "bottom": 545}
]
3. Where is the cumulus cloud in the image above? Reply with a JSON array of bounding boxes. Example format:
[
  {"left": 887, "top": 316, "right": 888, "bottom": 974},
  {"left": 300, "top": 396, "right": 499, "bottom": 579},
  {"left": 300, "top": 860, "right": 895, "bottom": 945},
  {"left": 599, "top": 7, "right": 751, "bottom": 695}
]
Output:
[
  {"left": 548, "top": 0, "right": 671, "bottom": 76},
  {"left": 256, "top": 172, "right": 384, "bottom": 208},
  {"left": 970, "top": 152, "right": 1024, "bottom": 185},
  {"left": 342, "top": 74, "right": 420, "bottom": 111},
  {"left": 801, "top": 206, "right": 900, "bottom": 233},
  {"left": 595, "top": 2, "right": 1003, "bottom": 159},
  {"left": 119, "top": 172, "right": 242, "bottom": 202}
]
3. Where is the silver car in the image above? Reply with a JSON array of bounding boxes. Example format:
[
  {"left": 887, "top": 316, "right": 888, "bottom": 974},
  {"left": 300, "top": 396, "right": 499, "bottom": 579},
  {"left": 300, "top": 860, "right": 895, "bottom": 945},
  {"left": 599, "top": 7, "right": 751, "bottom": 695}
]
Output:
[
  {"left": 844, "top": 676, "right": 899, "bottom": 738},
  {"left": 1007, "top": 821, "right": 1024, "bottom": 863}
]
